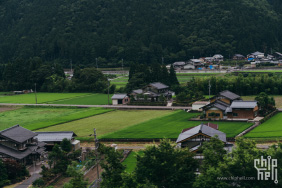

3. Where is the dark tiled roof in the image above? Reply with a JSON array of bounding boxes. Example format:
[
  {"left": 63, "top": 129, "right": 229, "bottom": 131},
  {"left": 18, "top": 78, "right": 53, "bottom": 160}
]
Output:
[
  {"left": 182, "top": 122, "right": 218, "bottom": 133},
  {"left": 132, "top": 89, "right": 143, "bottom": 94},
  {"left": 219, "top": 90, "right": 241, "bottom": 100},
  {"left": 177, "top": 124, "right": 226, "bottom": 143},
  {"left": 0, "top": 125, "right": 37, "bottom": 143},
  {"left": 0, "top": 144, "right": 45, "bottom": 160},
  {"left": 149, "top": 82, "right": 169, "bottom": 89},
  {"left": 202, "top": 100, "right": 229, "bottom": 111}
]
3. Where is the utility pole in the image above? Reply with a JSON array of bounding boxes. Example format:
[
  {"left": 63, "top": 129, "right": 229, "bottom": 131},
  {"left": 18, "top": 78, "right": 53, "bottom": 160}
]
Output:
[
  {"left": 209, "top": 80, "right": 211, "bottom": 103},
  {"left": 34, "top": 83, "right": 37, "bottom": 104},
  {"left": 161, "top": 56, "right": 164, "bottom": 65},
  {"left": 108, "top": 80, "right": 110, "bottom": 105},
  {"left": 122, "top": 59, "right": 124, "bottom": 75},
  {"left": 94, "top": 128, "right": 100, "bottom": 183}
]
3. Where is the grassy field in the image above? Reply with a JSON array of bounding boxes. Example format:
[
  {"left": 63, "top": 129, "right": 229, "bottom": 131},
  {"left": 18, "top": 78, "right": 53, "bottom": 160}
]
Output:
[
  {"left": 37, "top": 110, "right": 173, "bottom": 139},
  {"left": 244, "top": 113, "right": 282, "bottom": 139},
  {"left": 236, "top": 70, "right": 282, "bottom": 73},
  {"left": 0, "top": 93, "right": 90, "bottom": 104},
  {"left": 176, "top": 73, "right": 223, "bottom": 84},
  {"left": 48, "top": 94, "right": 113, "bottom": 105},
  {"left": 242, "top": 95, "right": 282, "bottom": 108},
  {"left": 0, "top": 106, "right": 112, "bottom": 131},
  {"left": 123, "top": 151, "right": 144, "bottom": 173},
  {"left": 102, "top": 111, "right": 253, "bottom": 139}
]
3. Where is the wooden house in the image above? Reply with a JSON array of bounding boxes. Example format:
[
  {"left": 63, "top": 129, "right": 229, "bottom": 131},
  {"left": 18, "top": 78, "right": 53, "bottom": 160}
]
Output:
[{"left": 202, "top": 90, "right": 258, "bottom": 120}]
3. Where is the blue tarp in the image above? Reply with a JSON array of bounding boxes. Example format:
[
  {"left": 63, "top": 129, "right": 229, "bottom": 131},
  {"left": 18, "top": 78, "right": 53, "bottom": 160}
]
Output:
[
  {"left": 198, "top": 68, "right": 202, "bottom": 70},
  {"left": 248, "top": 58, "right": 254, "bottom": 61},
  {"left": 209, "top": 65, "right": 213, "bottom": 69}
]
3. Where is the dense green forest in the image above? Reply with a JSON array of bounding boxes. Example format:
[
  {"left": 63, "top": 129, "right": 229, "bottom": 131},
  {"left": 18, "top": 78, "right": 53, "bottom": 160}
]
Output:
[{"left": 0, "top": 0, "right": 281, "bottom": 67}]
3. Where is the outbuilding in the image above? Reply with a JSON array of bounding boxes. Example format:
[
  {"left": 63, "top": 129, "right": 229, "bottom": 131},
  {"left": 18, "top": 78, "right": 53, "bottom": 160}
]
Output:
[{"left": 111, "top": 94, "right": 130, "bottom": 105}]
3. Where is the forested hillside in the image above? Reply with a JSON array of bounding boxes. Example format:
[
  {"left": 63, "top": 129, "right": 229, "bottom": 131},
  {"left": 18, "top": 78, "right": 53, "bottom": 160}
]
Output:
[{"left": 0, "top": 0, "right": 281, "bottom": 67}]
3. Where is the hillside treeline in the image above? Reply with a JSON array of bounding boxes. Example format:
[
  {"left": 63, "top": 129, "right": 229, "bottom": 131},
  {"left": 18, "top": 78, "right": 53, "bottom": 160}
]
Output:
[
  {"left": 186, "top": 73, "right": 282, "bottom": 96},
  {"left": 0, "top": 0, "right": 281, "bottom": 67},
  {"left": 0, "top": 58, "right": 108, "bottom": 92}
]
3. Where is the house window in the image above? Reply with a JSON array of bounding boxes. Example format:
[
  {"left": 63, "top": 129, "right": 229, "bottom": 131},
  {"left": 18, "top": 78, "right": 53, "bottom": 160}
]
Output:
[{"left": 233, "top": 113, "right": 238, "bottom": 117}]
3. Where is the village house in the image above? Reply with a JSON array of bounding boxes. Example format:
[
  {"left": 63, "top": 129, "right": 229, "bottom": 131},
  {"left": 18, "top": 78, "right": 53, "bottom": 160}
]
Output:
[
  {"left": 176, "top": 123, "right": 233, "bottom": 153},
  {"left": 201, "top": 90, "right": 258, "bottom": 120},
  {"left": 130, "top": 82, "right": 175, "bottom": 102},
  {"left": 213, "top": 54, "right": 224, "bottom": 62},
  {"left": 232, "top": 54, "right": 245, "bottom": 60},
  {"left": 35, "top": 131, "right": 80, "bottom": 151},
  {"left": 0, "top": 125, "right": 46, "bottom": 165},
  {"left": 111, "top": 94, "right": 130, "bottom": 105},
  {"left": 247, "top": 51, "right": 265, "bottom": 59}
]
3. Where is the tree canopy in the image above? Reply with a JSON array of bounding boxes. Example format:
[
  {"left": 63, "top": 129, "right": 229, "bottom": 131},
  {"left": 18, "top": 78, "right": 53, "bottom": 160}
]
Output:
[{"left": 0, "top": 0, "right": 281, "bottom": 67}]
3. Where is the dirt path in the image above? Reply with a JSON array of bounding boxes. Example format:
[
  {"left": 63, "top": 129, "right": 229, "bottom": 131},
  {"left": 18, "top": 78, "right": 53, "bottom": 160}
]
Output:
[{"left": 0, "top": 106, "right": 20, "bottom": 113}]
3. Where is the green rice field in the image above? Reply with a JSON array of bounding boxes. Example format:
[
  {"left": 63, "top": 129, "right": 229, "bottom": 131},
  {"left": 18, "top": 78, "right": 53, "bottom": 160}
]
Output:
[
  {"left": 0, "top": 93, "right": 90, "bottom": 104},
  {"left": 123, "top": 151, "right": 144, "bottom": 173},
  {"left": 48, "top": 93, "right": 113, "bottom": 105},
  {"left": 101, "top": 111, "right": 253, "bottom": 139},
  {"left": 37, "top": 110, "right": 173, "bottom": 139},
  {"left": 0, "top": 106, "right": 112, "bottom": 131},
  {"left": 236, "top": 70, "right": 282, "bottom": 73},
  {"left": 244, "top": 113, "right": 282, "bottom": 139}
]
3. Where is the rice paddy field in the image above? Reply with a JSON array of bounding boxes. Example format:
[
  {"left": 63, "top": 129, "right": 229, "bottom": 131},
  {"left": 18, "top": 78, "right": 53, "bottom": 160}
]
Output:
[
  {"left": 0, "top": 93, "right": 113, "bottom": 105},
  {"left": 110, "top": 75, "right": 128, "bottom": 88},
  {"left": 123, "top": 151, "right": 144, "bottom": 173},
  {"left": 37, "top": 110, "right": 173, "bottom": 139},
  {"left": 0, "top": 106, "right": 112, "bottom": 131},
  {"left": 236, "top": 70, "right": 282, "bottom": 73},
  {"left": 0, "top": 93, "right": 90, "bottom": 104},
  {"left": 101, "top": 111, "right": 253, "bottom": 139},
  {"left": 48, "top": 93, "right": 113, "bottom": 105},
  {"left": 244, "top": 113, "right": 282, "bottom": 139}
]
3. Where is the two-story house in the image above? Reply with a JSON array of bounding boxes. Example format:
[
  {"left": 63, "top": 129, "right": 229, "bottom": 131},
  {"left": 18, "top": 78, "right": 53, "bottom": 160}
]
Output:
[
  {"left": 0, "top": 125, "right": 45, "bottom": 165},
  {"left": 202, "top": 90, "right": 258, "bottom": 120}
]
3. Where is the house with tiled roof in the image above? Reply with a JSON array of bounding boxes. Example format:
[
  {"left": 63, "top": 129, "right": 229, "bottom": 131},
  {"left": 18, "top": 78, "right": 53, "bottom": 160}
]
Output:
[
  {"left": 202, "top": 90, "right": 258, "bottom": 120},
  {"left": 176, "top": 123, "right": 233, "bottom": 153},
  {"left": 0, "top": 125, "right": 46, "bottom": 165}
]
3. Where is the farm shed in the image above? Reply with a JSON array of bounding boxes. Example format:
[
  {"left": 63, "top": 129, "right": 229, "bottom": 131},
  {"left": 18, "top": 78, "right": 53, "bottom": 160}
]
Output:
[
  {"left": 35, "top": 131, "right": 80, "bottom": 151},
  {"left": 111, "top": 94, "right": 130, "bottom": 105}
]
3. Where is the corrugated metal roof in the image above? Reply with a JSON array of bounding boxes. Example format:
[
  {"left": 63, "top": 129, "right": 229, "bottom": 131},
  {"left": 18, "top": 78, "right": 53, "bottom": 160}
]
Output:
[
  {"left": 111, "top": 94, "right": 127, "bottom": 100},
  {"left": 0, "top": 125, "right": 37, "bottom": 143},
  {"left": 230, "top": 101, "right": 257, "bottom": 108},
  {"left": 35, "top": 132, "right": 76, "bottom": 142},
  {"left": 176, "top": 124, "right": 226, "bottom": 143}
]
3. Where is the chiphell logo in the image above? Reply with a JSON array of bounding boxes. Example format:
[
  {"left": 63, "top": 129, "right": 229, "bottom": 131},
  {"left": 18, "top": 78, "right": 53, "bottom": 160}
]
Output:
[{"left": 254, "top": 156, "right": 278, "bottom": 184}]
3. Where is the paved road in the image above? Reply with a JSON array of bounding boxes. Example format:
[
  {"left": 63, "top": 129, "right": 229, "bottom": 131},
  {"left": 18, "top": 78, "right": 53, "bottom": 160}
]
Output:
[
  {"left": 15, "top": 174, "right": 41, "bottom": 188},
  {"left": 0, "top": 103, "right": 192, "bottom": 110}
]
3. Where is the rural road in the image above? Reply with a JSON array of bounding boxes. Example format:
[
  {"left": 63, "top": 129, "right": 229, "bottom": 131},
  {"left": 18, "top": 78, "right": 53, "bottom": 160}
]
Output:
[
  {"left": 15, "top": 174, "right": 41, "bottom": 188},
  {"left": 0, "top": 103, "right": 192, "bottom": 110}
]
